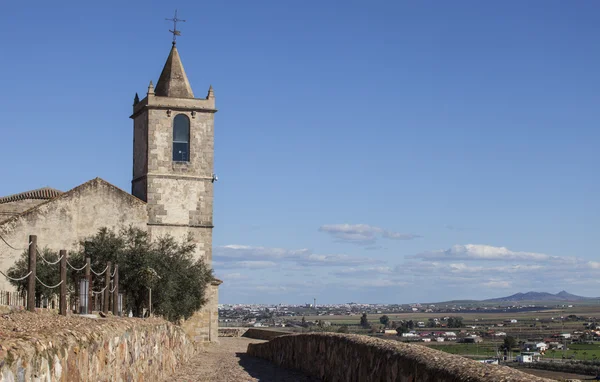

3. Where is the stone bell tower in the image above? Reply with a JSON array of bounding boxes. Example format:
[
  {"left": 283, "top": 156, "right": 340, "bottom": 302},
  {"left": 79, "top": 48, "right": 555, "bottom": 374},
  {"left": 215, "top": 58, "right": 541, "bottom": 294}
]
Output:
[{"left": 130, "top": 41, "right": 220, "bottom": 342}]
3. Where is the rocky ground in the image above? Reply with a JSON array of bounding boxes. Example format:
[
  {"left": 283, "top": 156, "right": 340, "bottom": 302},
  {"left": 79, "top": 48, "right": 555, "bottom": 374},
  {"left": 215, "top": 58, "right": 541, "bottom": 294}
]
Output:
[{"left": 164, "top": 337, "right": 319, "bottom": 382}]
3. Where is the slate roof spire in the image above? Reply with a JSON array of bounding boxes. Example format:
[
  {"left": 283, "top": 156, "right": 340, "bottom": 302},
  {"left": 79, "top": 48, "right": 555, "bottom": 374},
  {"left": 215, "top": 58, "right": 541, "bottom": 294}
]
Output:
[{"left": 154, "top": 44, "right": 194, "bottom": 98}]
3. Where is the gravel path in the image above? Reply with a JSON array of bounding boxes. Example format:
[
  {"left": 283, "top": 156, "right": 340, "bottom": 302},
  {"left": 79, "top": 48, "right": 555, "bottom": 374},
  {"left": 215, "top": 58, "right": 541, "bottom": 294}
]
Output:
[{"left": 165, "top": 337, "right": 319, "bottom": 382}]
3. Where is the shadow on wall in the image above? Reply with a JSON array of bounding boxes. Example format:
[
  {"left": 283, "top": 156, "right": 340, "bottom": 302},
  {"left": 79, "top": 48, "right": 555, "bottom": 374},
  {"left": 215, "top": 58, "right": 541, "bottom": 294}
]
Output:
[
  {"left": 241, "top": 328, "right": 290, "bottom": 341},
  {"left": 247, "top": 333, "right": 555, "bottom": 382},
  {"left": 235, "top": 352, "right": 319, "bottom": 382}
]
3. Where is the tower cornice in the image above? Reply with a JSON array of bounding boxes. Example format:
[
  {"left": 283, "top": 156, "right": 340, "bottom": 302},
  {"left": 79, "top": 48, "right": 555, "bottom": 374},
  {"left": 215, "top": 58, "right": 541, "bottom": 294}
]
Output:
[{"left": 130, "top": 95, "right": 217, "bottom": 119}]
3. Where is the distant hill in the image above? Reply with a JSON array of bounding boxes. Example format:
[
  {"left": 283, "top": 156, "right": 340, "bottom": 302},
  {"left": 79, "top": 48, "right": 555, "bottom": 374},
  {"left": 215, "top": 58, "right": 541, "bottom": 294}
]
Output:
[{"left": 485, "top": 290, "right": 592, "bottom": 303}]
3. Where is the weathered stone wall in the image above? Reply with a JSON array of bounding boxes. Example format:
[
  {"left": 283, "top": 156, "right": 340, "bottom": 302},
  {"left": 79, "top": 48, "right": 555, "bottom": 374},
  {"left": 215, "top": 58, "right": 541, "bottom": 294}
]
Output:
[
  {"left": 217, "top": 328, "right": 289, "bottom": 339},
  {"left": 243, "top": 328, "right": 290, "bottom": 341},
  {"left": 0, "top": 178, "right": 147, "bottom": 291},
  {"left": 182, "top": 280, "right": 220, "bottom": 343},
  {"left": 247, "top": 333, "right": 554, "bottom": 382},
  {"left": 0, "top": 311, "right": 194, "bottom": 382},
  {"left": 218, "top": 327, "right": 249, "bottom": 337},
  {"left": 142, "top": 106, "right": 215, "bottom": 245},
  {"left": 0, "top": 199, "right": 46, "bottom": 221},
  {"left": 130, "top": 82, "right": 218, "bottom": 343},
  {"left": 131, "top": 112, "right": 148, "bottom": 202}
]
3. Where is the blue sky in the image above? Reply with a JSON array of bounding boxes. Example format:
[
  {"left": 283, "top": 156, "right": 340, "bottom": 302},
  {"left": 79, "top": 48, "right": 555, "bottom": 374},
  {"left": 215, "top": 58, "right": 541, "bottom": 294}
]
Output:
[{"left": 1, "top": 1, "right": 599, "bottom": 304}]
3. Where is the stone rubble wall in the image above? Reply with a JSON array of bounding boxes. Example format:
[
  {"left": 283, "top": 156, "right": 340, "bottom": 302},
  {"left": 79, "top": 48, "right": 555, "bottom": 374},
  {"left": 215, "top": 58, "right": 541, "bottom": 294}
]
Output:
[
  {"left": 0, "top": 311, "right": 195, "bottom": 382},
  {"left": 182, "top": 281, "right": 220, "bottom": 343},
  {"left": 218, "top": 327, "right": 249, "bottom": 337},
  {"left": 242, "top": 328, "right": 290, "bottom": 341},
  {"left": 247, "top": 333, "right": 555, "bottom": 382}
]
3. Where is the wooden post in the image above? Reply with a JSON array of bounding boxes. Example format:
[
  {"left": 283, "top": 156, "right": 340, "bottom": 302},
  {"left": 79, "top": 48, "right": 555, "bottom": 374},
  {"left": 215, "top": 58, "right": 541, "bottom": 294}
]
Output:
[
  {"left": 27, "top": 235, "right": 37, "bottom": 312},
  {"left": 103, "top": 262, "right": 111, "bottom": 314},
  {"left": 85, "top": 257, "right": 91, "bottom": 312},
  {"left": 148, "top": 287, "right": 152, "bottom": 317},
  {"left": 59, "top": 250, "right": 67, "bottom": 316},
  {"left": 108, "top": 283, "right": 112, "bottom": 313},
  {"left": 112, "top": 265, "right": 119, "bottom": 316}
]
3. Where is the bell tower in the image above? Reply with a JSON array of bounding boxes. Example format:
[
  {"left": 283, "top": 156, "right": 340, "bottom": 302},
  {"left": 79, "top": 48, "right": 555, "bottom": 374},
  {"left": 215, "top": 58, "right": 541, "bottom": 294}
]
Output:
[
  {"left": 131, "top": 42, "right": 216, "bottom": 262},
  {"left": 130, "top": 39, "right": 220, "bottom": 342}
]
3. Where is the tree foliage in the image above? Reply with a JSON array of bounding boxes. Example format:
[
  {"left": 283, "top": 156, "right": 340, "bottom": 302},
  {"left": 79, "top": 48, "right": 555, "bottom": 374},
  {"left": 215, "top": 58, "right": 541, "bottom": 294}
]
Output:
[
  {"left": 360, "top": 313, "right": 370, "bottom": 328},
  {"left": 379, "top": 315, "right": 390, "bottom": 328},
  {"left": 7, "top": 248, "right": 67, "bottom": 305},
  {"left": 502, "top": 335, "right": 517, "bottom": 350},
  {"left": 8, "top": 227, "right": 214, "bottom": 323},
  {"left": 446, "top": 316, "right": 463, "bottom": 328}
]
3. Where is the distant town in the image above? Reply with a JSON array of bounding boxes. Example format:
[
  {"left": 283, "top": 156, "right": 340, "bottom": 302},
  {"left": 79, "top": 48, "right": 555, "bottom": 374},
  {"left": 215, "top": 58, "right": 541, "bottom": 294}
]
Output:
[
  {"left": 219, "top": 297, "right": 600, "bottom": 374},
  {"left": 219, "top": 301, "right": 581, "bottom": 328}
]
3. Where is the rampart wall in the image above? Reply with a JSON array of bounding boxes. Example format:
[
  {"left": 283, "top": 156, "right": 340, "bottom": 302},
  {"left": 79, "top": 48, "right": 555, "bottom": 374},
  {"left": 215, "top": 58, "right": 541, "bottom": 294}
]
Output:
[
  {"left": 242, "top": 328, "right": 290, "bottom": 340},
  {"left": 0, "top": 311, "right": 193, "bottom": 382},
  {"left": 247, "top": 333, "right": 555, "bottom": 382}
]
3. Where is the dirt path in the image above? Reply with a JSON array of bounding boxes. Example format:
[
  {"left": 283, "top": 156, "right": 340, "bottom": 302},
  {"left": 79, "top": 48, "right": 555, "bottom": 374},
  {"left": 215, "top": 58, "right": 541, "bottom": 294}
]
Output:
[{"left": 165, "top": 337, "right": 319, "bottom": 382}]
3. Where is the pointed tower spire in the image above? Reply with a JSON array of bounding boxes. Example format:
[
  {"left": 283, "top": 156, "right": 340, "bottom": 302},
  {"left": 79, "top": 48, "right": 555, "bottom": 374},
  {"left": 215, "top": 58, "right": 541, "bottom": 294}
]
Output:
[
  {"left": 206, "top": 85, "right": 214, "bottom": 100},
  {"left": 154, "top": 44, "right": 194, "bottom": 98},
  {"left": 147, "top": 80, "right": 155, "bottom": 96}
]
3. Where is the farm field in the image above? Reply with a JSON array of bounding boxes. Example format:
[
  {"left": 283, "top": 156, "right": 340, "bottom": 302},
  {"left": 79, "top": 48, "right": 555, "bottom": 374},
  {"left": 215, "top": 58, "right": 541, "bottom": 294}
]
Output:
[
  {"left": 418, "top": 342, "right": 600, "bottom": 362},
  {"left": 512, "top": 367, "right": 595, "bottom": 381},
  {"left": 303, "top": 306, "right": 600, "bottom": 336},
  {"left": 423, "top": 343, "right": 502, "bottom": 359},
  {"left": 555, "top": 343, "right": 600, "bottom": 361}
]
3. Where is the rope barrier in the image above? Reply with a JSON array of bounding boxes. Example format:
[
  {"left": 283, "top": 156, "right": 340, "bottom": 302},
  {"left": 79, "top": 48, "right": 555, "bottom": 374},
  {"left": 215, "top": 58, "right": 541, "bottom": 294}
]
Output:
[
  {"left": 91, "top": 286, "right": 107, "bottom": 295},
  {"left": 0, "top": 269, "right": 32, "bottom": 281},
  {"left": 111, "top": 268, "right": 117, "bottom": 278},
  {"left": 35, "top": 276, "right": 63, "bottom": 289},
  {"left": 110, "top": 285, "right": 117, "bottom": 293},
  {"left": 36, "top": 248, "right": 63, "bottom": 265},
  {"left": 0, "top": 234, "right": 25, "bottom": 251},
  {"left": 91, "top": 265, "right": 108, "bottom": 276},
  {"left": 66, "top": 260, "right": 87, "bottom": 272}
]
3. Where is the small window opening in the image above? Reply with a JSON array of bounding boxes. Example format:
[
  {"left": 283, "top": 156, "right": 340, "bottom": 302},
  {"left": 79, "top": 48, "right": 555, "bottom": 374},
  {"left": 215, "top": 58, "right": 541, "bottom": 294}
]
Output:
[{"left": 173, "top": 114, "right": 190, "bottom": 161}]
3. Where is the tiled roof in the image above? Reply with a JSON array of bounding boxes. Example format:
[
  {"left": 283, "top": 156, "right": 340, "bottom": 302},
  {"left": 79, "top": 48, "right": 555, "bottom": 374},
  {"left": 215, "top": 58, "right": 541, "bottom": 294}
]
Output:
[{"left": 0, "top": 187, "right": 63, "bottom": 204}]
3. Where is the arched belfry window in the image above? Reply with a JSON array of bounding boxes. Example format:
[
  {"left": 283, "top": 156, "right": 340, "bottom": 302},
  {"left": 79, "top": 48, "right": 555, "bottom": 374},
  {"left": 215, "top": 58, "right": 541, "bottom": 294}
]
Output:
[{"left": 173, "top": 114, "right": 190, "bottom": 162}]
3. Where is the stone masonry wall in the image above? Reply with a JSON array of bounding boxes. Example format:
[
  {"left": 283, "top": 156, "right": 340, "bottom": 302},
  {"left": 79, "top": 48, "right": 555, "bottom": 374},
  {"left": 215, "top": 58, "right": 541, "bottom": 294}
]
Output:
[
  {"left": 218, "top": 327, "right": 249, "bottom": 337},
  {"left": 247, "top": 333, "right": 555, "bottom": 382},
  {"left": 142, "top": 107, "right": 215, "bottom": 236},
  {"left": 0, "top": 178, "right": 147, "bottom": 291},
  {"left": 242, "top": 328, "right": 290, "bottom": 341},
  {"left": 0, "top": 311, "right": 194, "bottom": 382},
  {"left": 0, "top": 200, "right": 46, "bottom": 221},
  {"left": 132, "top": 94, "right": 218, "bottom": 344},
  {"left": 182, "top": 280, "right": 219, "bottom": 343}
]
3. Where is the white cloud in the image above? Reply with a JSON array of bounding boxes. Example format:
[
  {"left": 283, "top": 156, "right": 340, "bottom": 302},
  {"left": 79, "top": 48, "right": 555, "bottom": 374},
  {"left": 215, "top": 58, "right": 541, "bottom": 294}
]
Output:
[
  {"left": 298, "top": 254, "right": 375, "bottom": 266},
  {"left": 334, "top": 266, "right": 395, "bottom": 277},
  {"left": 253, "top": 285, "right": 290, "bottom": 293},
  {"left": 381, "top": 231, "right": 421, "bottom": 240},
  {"left": 215, "top": 245, "right": 310, "bottom": 261},
  {"left": 482, "top": 280, "right": 512, "bottom": 289},
  {"left": 216, "top": 260, "right": 278, "bottom": 269},
  {"left": 411, "top": 244, "right": 563, "bottom": 262},
  {"left": 353, "top": 279, "right": 409, "bottom": 288},
  {"left": 319, "top": 224, "right": 420, "bottom": 245},
  {"left": 588, "top": 261, "right": 600, "bottom": 269},
  {"left": 447, "top": 263, "right": 545, "bottom": 274},
  {"left": 214, "top": 245, "right": 376, "bottom": 268}
]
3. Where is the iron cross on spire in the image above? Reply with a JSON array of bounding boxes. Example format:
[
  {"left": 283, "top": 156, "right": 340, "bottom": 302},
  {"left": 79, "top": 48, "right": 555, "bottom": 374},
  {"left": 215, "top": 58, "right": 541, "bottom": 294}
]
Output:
[{"left": 166, "top": 10, "right": 186, "bottom": 45}]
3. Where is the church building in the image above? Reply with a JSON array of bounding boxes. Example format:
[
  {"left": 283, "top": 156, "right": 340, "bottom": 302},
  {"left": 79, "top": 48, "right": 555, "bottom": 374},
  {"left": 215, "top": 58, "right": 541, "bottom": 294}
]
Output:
[{"left": 0, "top": 40, "right": 220, "bottom": 343}]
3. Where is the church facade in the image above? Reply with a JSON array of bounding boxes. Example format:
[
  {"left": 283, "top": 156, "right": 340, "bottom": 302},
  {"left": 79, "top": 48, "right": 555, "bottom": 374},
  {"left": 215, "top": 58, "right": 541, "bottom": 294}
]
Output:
[{"left": 0, "top": 42, "right": 220, "bottom": 343}]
